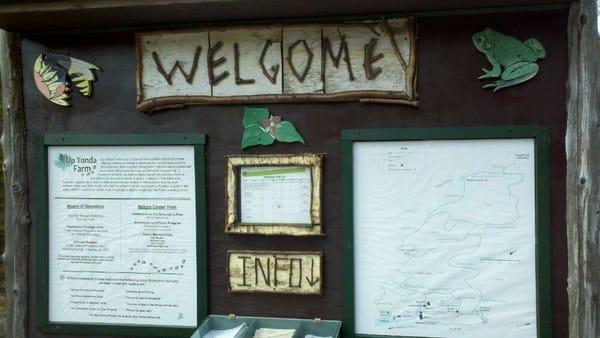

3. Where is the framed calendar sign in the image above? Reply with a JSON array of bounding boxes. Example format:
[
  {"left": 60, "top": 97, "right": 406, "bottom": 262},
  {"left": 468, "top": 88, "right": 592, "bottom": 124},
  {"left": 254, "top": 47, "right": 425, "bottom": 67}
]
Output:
[{"left": 225, "top": 153, "right": 323, "bottom": 236}]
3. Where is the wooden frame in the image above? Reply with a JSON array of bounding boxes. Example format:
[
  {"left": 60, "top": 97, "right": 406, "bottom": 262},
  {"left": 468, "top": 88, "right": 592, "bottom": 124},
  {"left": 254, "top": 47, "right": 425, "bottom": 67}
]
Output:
[
  {"left": 341, "top": 126, "right": 552, "bottom": 338},
  {"left": 135, "top": 18, "right": 417, "bottom": 113},
  {"left": 35, "top": 133, "right": 208, "bottom": 337},
  {"left": 225, "top": 153, "right": 323, "bottom": 236},
  {"left": 226, "top": 250, "right": 323, "bottom": 295}
]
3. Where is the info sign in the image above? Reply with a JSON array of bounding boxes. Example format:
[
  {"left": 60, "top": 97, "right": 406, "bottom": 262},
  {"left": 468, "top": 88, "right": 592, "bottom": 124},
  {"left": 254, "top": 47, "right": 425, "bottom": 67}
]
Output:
[
  {"left": 37, "top": 134, "right": 207, "bottom": 337},
  {"left": 227, "top": 250, "right": 322, "bottom": 295}
]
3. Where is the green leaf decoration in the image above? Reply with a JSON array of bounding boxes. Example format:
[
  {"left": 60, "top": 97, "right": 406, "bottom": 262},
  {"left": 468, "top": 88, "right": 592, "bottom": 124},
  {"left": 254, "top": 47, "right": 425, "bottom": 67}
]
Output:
[
  {"left": 275, "top": 121, "right": 305, "bottom": 144},
  {"left": 54, "top": 153, "right": 73, "bottom": 171},
  {"left": 242, "top": 107, "right": 270, "bottom": 128},
  {"left": 241, "top": 125, "right": 274, "bottom": 149},
  {"left": 240, "top": 107, "right": 305, "bottom": 149}
]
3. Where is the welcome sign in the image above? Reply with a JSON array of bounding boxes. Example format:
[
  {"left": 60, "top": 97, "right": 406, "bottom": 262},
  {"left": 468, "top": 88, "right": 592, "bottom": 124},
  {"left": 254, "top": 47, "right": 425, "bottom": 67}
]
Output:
[{"left": 136, "top": 18, "right": 416, "bottom": 112}]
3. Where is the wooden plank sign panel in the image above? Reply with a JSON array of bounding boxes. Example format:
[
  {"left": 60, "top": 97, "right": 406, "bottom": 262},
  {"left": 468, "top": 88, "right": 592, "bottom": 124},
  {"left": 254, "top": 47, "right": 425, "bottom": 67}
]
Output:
[
  {"left": 136, "top": 17, "right": 416, "bottom": 112},
  {"left": 322, "top": 19, "right": 414, "bottom": 95},
  {"left": 227, "top": 251, "right": 322, "bottom": 295},
  {"left": 210, "top": 27, "right": 283, "bottom": 97},
  {"left": 282, "top": 25, "right": 324, "bottom": 95},
  {"left": 140, "top": 31, "right": 211, "bottom": 98}
]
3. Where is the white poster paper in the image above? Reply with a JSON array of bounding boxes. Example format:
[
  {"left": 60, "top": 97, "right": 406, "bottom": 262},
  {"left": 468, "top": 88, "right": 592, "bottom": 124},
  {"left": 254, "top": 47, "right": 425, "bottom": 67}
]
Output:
[
  {"left": 353, "top": 139, "right": 537, "bottom": 338},
  {"left": 240, "top": 166, "right": 312, "bottom": 225},
  {"left": 47, "top": 145, "right": 197, "bottom": 327}
]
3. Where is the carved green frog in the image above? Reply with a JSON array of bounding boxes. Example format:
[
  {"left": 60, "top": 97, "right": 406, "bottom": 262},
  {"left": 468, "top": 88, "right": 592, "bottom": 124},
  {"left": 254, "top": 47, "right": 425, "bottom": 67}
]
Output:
[{"left": 473, "top": 28, "right": 546, "bottom": 91}]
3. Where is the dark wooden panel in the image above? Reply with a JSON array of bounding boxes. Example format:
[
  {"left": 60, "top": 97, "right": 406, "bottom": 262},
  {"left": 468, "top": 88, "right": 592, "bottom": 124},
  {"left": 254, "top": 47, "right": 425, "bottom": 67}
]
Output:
[
  {"left": 22, "top": 10, "right": 568, "bottom": 338},
  {"left": 0, "top": 0, "right": 571, "bottom": 33}
]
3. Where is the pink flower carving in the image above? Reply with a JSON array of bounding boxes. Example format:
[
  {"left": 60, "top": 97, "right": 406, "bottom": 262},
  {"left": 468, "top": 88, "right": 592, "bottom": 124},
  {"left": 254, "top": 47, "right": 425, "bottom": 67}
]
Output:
[{"left": 262, "top": 116, "right": 282, "bottom": 136}]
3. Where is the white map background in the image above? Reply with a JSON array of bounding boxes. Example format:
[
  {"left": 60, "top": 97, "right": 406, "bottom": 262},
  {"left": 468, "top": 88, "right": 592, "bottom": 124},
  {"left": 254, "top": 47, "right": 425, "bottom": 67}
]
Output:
[{"left": 353, "top": 139, "right": 537, "bottom": 338}]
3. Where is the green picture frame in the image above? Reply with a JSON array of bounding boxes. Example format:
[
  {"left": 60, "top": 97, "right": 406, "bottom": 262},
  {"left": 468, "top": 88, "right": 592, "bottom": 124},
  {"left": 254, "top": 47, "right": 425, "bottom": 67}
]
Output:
[
  {"left": 341, "top": 126, "right": 552, "bottom": 338},
  {"left": 35, "top": 133, "right": 208, "bottom": 337}
]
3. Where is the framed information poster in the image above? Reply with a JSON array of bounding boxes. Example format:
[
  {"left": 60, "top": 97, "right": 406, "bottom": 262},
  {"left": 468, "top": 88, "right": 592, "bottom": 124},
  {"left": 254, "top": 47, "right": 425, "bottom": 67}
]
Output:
[
  {"left": 341, "top": 126, "right": 551, "bottom": 338},
  {"left": 36, "top": 134, "right": 207, "bottom": 337},
  {"left": 225, "top": 154, "right": 323, "bottom": 236}
]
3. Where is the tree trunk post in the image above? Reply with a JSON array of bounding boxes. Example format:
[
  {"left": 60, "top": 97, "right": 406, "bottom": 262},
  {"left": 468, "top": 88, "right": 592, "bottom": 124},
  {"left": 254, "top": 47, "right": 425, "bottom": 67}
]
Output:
[
  {"left": 0, "top": 30, "right": 29, "bottom": 338},
  {"left": 566, "top": 1, "right": 600, "bottom": 338}
]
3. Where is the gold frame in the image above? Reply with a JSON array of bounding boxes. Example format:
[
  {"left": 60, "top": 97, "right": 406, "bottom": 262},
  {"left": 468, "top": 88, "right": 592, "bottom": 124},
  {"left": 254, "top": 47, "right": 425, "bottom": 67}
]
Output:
[{"left": 225, "top": 153, "right": 323, "bottom": 236}]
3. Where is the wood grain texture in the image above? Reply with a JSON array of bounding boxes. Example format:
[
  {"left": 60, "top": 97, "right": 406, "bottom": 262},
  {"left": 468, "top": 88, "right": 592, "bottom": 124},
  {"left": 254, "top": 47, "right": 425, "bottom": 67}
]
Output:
[
  {"left": 321, "top": 19, "right": 412, "bottom": 94},
  {"left": 210, "top": 27, "right": 283, "bottom": 96},
  {"left": 0, "top": 0, "right": 572, "bottom": 33},
  {"left": 0, "top": 30, "right": 29, "bottom": 338},
  {"left": 137, "top": 92, "right": 416, "bottom": 113},
  {"left": 282, "top": 26, "right": 323, "bottom": 94},
  {"left": 227, "top": 251, "right": 322, "bottom": 294},
  {"left": 566, "top": 1, "right": 600, "bottom": 338},
  {"left": 136, "top": 18, "right": 417, "bottom": 111},
  {"left": 139, "top": 30, "right": 211, "bottom": 99}
]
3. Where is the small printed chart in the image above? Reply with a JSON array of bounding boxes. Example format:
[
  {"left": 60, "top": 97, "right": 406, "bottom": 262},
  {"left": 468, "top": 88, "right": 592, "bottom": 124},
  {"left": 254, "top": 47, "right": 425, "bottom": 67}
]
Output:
[
  {"left": 353, "top": 138, "right": 538, "bottom": 338},
  {"left": 240, "top": 166, "right": 312, "bottom": 225}
]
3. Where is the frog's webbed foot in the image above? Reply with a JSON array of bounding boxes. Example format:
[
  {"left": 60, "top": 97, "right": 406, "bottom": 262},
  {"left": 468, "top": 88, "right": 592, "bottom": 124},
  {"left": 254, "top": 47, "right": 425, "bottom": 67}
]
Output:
[
  {"left": 492, "top": 77, "right": 531, "bottom": 91},
  {"left": 483, "top": 63, "right": 539, "bottom": 91},
  {"left": 483, "top": 72, "right": 538, "bottom": 91},
  {"left": 482, "top": 81, "right": 498, "bottom": 88},
  {"left": 479, "top": 67, "right": 501, "bottom": 79},
  {"left": 479, "top": 57, "right": 502, "bottom": 79}
]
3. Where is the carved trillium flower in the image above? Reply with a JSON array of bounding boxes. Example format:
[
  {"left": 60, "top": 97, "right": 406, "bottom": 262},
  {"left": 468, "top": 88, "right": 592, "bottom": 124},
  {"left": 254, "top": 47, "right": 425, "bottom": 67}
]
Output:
[
  {"left": 241, "top": 108, "right": 305, "bottom": 149},
  {"left": 261, "top": 116, "right": 282, "bottom": 138}
]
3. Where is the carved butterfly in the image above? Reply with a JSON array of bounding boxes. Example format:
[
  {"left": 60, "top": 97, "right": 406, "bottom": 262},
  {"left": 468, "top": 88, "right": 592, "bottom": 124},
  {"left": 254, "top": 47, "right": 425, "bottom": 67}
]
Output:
[{"left": 33, "top": 52, "right": 101, "bottom": 106}]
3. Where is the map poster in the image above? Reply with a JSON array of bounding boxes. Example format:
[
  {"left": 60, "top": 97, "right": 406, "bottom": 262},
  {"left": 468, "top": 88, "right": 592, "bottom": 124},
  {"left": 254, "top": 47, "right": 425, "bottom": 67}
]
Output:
[
  {"left": 47, "top": 145, "right": 197, "bottom": 328},
  {"left": 352, "top": 139, "right": 537, "bottom": 338}
]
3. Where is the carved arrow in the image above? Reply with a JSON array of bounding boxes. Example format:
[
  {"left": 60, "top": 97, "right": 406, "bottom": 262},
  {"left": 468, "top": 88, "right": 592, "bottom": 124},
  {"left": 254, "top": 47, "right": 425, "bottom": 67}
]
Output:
[{"left": 305, "top": 258, "right": 320, "bottom": 287}]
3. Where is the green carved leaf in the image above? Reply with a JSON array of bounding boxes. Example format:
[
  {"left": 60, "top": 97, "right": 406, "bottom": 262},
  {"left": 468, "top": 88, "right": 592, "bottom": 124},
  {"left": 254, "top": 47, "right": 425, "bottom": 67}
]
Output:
[
  {"left": 241, "top": 125, "right": 275, "bottom": 149},
  {"left": 275, "top": 121, "right": 305, "bottom": 144},
  {"left": 54, "top": 153, "right": 73, "bottom": 171},
  {"left": 243, "top": 107, "right": 270, "bottom": 128}
]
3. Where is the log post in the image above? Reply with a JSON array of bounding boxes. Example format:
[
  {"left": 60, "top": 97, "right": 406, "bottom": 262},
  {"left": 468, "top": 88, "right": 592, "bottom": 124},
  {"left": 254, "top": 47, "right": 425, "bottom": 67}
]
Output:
[
  {"left": 0, "top": 30, "right": 29, "bottom": 338},
  {"left": 566, "top": 1, "right": 599, "bottom": 338}
]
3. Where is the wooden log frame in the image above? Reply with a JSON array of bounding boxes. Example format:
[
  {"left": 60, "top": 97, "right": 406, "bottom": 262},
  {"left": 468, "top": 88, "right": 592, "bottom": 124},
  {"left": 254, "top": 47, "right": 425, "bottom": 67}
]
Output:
[
  {"left": 135, "top": 18, "right": 418, "bottom": 113},
  {"left": 0, "top": 30, "right": 29, "bottom": 338},
  {"left": 566, "top": 1, "right": 600, "bottom": 338},
  {"left": 225, "top": 154, "right": 323, "bottom": 236}
]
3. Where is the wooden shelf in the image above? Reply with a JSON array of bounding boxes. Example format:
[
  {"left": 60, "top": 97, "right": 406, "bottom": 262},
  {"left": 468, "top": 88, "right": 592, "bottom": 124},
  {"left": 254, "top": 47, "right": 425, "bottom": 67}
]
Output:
[{"left": 0, "top": 0, "right": 572, "bottom": 33}]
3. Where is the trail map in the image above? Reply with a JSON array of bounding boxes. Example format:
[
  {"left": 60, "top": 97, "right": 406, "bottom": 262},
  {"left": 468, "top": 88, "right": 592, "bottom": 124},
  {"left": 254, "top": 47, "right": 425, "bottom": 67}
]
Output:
[{"left": 353, "top": 139, "right": 537, "bottom": 338}]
